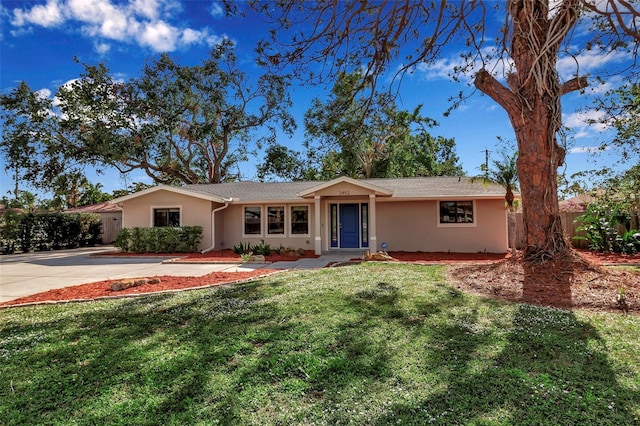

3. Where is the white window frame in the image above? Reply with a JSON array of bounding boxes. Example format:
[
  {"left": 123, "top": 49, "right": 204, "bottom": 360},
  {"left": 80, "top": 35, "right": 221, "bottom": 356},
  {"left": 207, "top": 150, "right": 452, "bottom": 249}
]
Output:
[
  {"left": 242, "top": 206, "right": 263, "bottom": 237},
  {"left": 150, "top": 205, "right": 182, "bottom": 227},
  {"left": 267, "top": 205, "right": 287, "bottom": 237},
  {"left": 290, "top": 205, "right": 311, "bottom": 237},
  {"left": 436, "top": 200, "right": 477, "bottom": 228}
]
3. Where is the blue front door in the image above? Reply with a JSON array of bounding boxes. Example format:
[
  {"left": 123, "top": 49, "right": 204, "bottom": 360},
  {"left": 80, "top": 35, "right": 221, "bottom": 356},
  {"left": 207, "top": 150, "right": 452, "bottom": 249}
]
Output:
[{"left": 339, "top": 204, "right": 360, "bottom": 248}]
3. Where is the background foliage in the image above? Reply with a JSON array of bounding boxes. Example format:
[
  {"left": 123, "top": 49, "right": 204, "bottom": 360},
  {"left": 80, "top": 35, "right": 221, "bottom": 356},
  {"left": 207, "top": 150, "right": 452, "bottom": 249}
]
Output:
[{"left": 0, "top": 212, "right": 101, "bottom": 254}]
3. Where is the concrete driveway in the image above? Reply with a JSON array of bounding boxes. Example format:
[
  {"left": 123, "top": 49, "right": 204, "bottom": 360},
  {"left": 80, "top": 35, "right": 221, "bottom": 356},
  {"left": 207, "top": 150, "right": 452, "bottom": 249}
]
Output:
[{"left": 0, "top": 247, "right": 264, "bottom": 304}]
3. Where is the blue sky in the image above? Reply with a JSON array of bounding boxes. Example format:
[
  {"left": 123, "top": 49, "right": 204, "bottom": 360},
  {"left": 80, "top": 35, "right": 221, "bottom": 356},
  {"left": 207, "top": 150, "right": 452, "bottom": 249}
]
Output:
[{"left": 0, "top": 0, "right": 629, "bottom": 199}]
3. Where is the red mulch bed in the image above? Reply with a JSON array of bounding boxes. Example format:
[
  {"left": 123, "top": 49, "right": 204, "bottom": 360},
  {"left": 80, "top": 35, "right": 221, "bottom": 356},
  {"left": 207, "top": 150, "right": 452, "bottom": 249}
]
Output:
[
  {"left": 388, "top": 251, "right": 509, "bottom": 264},
  {"left": 183, "top": 249, "right": 319, "bottom": 262},
  {"left": 4, "top": 249, "right": 639, "bottom": 313},
  {"left": 94, "top": 249, "right": 319, "bottom": 262},
  {"left": 1, "top": 269, "right": 277, "bottom": 308},
  {"left": 574, "top": 249, "right": 640, "bottom": 265}
]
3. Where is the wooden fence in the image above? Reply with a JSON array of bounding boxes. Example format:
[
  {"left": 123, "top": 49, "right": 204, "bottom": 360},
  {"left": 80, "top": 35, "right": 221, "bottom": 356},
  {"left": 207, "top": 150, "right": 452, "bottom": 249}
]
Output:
[
  {"left": 99, "top": 212, "right": 122, "bottom": 244},
  {"left": 510, "top": 211, "right": 588, "bottom": 250}
]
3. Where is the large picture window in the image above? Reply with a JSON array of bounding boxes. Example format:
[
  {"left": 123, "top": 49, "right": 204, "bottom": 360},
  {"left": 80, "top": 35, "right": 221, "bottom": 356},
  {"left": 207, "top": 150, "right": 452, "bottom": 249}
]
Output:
[
  {"left": 440, "top": 201, "right": 474, "bottom": 224},
  {"left": 268, "top": 206, "right": 285, "bottom": 235},
  {"left": 153, "top": 208, "right": 180, "bottom": 227},
  {"left": 290, "top": 206, "right": 309, "bottom": 235},
  {"left": 244, "top": 206, "right": 261, "bottom": 235}
]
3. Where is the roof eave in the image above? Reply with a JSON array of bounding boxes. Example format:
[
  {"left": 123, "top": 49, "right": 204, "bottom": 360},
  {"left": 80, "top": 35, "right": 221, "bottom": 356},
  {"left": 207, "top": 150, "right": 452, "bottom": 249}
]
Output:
[
  {"left": 297, "top": 176, "right": 393, "bottom": 197},
  {"left": 110, "top": 184, "right": 231, "bottom": 204}
]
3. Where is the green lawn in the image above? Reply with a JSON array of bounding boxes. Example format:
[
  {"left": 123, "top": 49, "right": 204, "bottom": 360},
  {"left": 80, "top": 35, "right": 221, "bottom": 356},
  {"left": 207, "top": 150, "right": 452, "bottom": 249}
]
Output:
[{"left": 1, "top": 263, "right": 639, "bottom": 425}]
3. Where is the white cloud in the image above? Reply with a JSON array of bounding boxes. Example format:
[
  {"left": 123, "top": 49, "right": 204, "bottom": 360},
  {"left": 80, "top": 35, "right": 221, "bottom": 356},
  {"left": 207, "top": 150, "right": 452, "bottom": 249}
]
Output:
[
  {"left": 557, "top": 48, "right": 630, "bottom": 80},
  {"left": 210, "top": 2, "right": 224, "bottom": 18},
  {"left": 138, "top": 20, "right": 180, "bottom": 51},
  {"left": 12, "top": 0, "right": 64, "bottom": 28},
  {"left": 414, "top": 40, "right": 629, "bottom": 87},
  {"left": 130, "top": 0, "right": 161, "bottom": 20},
  {"left": 35, "top": 88, "right": 53, "bottom": 99},
  {"left": 569, "top": 146, "right": 608, "bottom": 154},
  {"left": 181, "top": 28, "right": 203, "bottom": 46},
  {"left": 94, "top": 41, "right": 111, "bottom": 54},
  {"left": 8, "top": 0, "right": 223, "bottom": 53},
  {"left": 563, "top": 109, "right": 613, "bottom": 140},
  {"left": 413, "top": 46, "right": 514, "bottom": 83}
]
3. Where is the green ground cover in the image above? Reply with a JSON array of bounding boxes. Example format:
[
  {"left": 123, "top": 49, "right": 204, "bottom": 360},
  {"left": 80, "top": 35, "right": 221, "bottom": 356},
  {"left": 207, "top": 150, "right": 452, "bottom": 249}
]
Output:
[{"left": 1, "top": 263, "right": 638, "bottom": 425}]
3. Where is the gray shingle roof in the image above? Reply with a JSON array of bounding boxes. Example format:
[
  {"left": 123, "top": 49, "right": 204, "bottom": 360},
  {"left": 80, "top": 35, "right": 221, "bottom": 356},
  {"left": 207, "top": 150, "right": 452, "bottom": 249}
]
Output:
[{"left": 184, "top": 177, "right": 511, "bottom": 202}]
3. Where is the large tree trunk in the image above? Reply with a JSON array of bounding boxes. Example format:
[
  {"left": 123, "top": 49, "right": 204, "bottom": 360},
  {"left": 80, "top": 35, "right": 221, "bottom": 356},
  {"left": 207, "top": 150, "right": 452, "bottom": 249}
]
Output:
[
  {"left": 512, "top": 109, "right": 573, "bottom": 306},
  {"left": 475, "top": 0, "right": 586, "bottom": 307}
]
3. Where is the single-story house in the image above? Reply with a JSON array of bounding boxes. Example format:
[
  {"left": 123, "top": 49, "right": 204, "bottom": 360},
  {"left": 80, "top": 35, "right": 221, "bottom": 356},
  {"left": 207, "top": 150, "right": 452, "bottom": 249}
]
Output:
[
  {"left": 65, "top": 201, "right": 122, "bottom": 244},
  {"left": 110, "top": 176, "right": 514, "bottom": 254}
]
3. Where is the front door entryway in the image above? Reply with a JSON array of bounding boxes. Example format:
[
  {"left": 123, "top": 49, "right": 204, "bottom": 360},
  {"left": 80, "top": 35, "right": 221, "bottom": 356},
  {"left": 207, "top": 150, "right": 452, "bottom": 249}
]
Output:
[
  {"left": 339, "top": 203, "right": 360, "bottom": 248},
  {"left": 330, "top": 203, "right": 369, "bottom": 249}
]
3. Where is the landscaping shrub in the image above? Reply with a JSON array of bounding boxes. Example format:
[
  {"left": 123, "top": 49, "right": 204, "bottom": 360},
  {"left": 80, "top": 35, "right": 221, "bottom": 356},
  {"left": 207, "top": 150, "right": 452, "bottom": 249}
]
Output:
[
  {"left": 113, "top": 226, "right": 203, "bottom": 253},
  {"left": 0, "top": 212, "right": 101, "bottom": 254},
  {"left": 114, "top": 228, "right": 131, "bottom": 252},
  {"left": 233, "top": 241, "right": 254, "bottom": 255},
  {"left": 254, "top": 242, "right": 272, "bottom": 256},
  {"left": 576, "top": 204, "right": 640, "bottom": 254},
  {"left": 0, "top": 211, "right": 21, "bottom": 254},
  {"left": 233, "top": 241, "right": 271, "bottom": 256}
]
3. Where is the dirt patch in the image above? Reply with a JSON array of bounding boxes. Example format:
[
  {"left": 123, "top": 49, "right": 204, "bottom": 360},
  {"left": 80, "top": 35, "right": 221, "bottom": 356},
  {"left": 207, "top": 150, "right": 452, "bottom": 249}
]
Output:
[
  {"left": 1, "top": 269, "right": 278, "bottom": 308},
  {"left": 448, "top": 251, "right": 639, "bottom": 314}
]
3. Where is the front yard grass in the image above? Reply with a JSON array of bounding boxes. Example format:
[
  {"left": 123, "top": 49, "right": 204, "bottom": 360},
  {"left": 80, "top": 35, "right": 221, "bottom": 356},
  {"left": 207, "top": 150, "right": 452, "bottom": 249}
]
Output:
[{"left": 1, "top": 263, "right": 639, "bottom": 425}]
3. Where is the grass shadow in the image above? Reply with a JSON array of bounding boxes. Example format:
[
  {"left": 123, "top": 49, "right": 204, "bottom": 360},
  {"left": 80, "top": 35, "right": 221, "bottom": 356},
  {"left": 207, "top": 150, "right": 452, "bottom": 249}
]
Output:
[
  {"left": 1, "top": 263, "right": 638, "bottom": 425},
  {"left": 372, "top": 304, "right": 639, "bottom": 425}
]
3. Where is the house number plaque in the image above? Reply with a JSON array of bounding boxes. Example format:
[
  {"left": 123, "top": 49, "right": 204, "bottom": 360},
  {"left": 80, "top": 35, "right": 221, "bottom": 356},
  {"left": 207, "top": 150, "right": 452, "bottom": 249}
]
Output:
[{"left": 339, "top": 190, "right": 350, "bottom": 196}]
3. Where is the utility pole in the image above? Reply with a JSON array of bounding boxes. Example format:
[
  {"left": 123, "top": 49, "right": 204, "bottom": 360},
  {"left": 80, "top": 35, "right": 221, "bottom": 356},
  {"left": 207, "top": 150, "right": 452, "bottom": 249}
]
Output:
[
  {"left": 14, "top": 166, "right": 19, "bottom": 201},
  {"left": 485, "top": 148, "right": 489, "bottom": 176},
  {"left": 480, "top": 148, "right": 490, "bottom": 177}
]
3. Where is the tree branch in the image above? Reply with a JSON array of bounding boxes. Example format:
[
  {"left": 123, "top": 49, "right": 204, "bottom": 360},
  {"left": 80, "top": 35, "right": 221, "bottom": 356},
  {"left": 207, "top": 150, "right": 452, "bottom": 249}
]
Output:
[
  {"left": 561, "top": 76, "right": 588, "bottom": 95},
  {"left": 474, "top": 69, "right": 519, "bottom": 114}
]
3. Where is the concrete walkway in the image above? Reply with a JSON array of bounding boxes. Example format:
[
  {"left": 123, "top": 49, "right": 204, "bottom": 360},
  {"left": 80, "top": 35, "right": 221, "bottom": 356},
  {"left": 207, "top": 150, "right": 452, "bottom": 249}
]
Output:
[{"left": 0, "top": 247, "right": 359, "bottom": 304}]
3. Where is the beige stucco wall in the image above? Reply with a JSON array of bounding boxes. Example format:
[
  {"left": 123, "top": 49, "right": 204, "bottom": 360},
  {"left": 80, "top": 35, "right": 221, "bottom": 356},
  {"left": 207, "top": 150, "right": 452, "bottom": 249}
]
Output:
[
  {"left": 375, "top": 199, "right": 508, "bottom": 253},
  {"left": 121, "top": 189, "right": 508, "bottom": 253},
  {"left": 121, "top": 191, "right": 214, "bottom": 250},
  {"left": 218, "top": 203, "right": 316, "bottom": 252}
]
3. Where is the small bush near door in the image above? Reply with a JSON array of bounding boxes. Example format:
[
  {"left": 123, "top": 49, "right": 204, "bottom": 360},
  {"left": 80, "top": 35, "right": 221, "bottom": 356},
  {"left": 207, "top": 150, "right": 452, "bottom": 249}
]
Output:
[{"left": 114, "top": 226, "right": 203, "bottom": 254}]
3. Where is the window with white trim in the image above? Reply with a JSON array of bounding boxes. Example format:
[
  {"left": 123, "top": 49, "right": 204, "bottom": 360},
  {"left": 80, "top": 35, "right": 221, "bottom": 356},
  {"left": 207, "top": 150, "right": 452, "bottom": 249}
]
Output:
[
  {"left": 439, "top": 201, "right": 474, "bottom": 224},
  {"left": 268, "top": 206, "right": 285, "bottom": 235},
  {"left": 290, "top": 206, "right": 309, "bottom": 235},
  {"left": 153, "top": 208, "right": 180, "bottom": 227},
  {"left": 244, "top": 206, "right": 262, "bottom": 235}
]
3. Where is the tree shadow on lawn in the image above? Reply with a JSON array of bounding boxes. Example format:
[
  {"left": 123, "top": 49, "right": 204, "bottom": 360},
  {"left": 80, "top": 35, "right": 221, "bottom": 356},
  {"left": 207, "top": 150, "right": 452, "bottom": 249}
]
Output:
[
  {"left": 372, "top": 304, "right": 639, "bottom": 425},
  {"left": 1, "top": 268, "right": 638, "bottom": 425},
  {"left": 1, "top": 284, "right": 279, "bottom": 424}
]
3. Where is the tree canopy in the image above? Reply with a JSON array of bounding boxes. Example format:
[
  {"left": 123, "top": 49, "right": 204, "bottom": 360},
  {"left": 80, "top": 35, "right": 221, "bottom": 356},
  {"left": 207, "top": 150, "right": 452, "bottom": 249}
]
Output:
[
  {"left": 257, "top": 71, "right": 463, "bottom": 182},
  {"left": 1, "top": 40, "right": 295, "bottom": 191}
]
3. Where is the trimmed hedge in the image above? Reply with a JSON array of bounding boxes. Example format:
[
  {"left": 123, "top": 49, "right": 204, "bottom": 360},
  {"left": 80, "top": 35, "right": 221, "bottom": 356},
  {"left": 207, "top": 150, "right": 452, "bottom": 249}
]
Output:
[
  {"left": 0, "top": 212, "right": 102, "bottom": 254},
  {"left": 114, "top": 226, "right": 203, "bottom": 253}
]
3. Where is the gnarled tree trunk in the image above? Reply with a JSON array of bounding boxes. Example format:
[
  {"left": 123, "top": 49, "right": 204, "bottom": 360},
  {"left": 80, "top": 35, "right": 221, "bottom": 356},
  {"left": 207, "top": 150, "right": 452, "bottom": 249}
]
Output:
[{"left": 475, "top": 0, "right": 587, "bottom": 307}]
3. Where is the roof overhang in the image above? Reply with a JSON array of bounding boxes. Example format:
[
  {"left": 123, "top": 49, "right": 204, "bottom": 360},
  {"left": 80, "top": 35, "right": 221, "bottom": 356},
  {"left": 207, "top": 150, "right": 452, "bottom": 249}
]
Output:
[
  {"left": 296, "top": 176, "right": 393, "bottom": 198},
  {"left": 110, "top": 184, "right": 231, "bottom": 204}
]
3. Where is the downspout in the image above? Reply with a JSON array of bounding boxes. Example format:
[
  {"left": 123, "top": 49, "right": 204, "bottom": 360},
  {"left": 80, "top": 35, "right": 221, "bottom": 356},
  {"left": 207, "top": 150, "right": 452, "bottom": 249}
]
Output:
[{"left": 200, "top": 198, "right": 232, "bottom": 254}]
